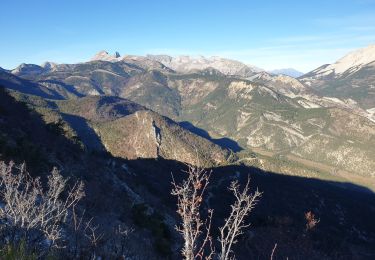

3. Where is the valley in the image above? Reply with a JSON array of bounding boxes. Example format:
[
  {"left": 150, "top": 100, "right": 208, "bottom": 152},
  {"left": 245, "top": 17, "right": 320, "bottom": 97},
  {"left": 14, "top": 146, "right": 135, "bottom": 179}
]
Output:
[{"left": 0, "top": 45, "right": 375, "bottom": 259}]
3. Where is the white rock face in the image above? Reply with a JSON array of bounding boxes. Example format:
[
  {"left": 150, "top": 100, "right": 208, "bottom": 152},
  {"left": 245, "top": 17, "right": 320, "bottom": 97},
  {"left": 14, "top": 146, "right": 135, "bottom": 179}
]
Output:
[
  {"left": 250, "top": 72, "right": 308, "bottom": 98},
  {"left": 147, "top": 54, "right": 262, "bottom": 76},
  {"left": 367, "top": 108, "right": 375, "bottom": 122},
  {"left": 90, "top": 51, "right": 262, "bottom": 76},
  {"left": 297, "top": 99, "right": 321, "bottom": 108},
  {"left": 228, "top": 81, "right": 255, "bottom": 99},
  {"left": 310, "top": 44, "right": 375, "bottom": 76}
]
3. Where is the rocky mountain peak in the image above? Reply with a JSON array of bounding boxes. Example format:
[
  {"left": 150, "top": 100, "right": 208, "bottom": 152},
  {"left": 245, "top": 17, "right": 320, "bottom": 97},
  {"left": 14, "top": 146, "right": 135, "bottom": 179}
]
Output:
[
  {"left": 332, "top": 44, "right": 375, "bottom": 73},
  {"left": 11, "top": 63, "right": 45, "bottom": 75},
  {"left": 306, "top": 44, "right": 375, "bottom": 78},
  {"left": 41, "top": 61, "right": 57, "bottom": 70},
  {"left": 91, "top": 50, "right": 122, "bottom": 62}
]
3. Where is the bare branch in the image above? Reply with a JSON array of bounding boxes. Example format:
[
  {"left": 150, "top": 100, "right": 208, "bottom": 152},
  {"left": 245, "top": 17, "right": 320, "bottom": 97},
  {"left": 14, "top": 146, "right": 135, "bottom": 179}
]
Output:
[
  {"left": 218, "top": 177, "right": 262, "bottom": 260},
  {"left": 0, "top": 161, "right": 85, "bottom": 249},
  {"left": 171, "top": 164, "right": 214, "bottom": 260},
  {"left": 270, "top": 243, "right": 277, "bottom": 260}
]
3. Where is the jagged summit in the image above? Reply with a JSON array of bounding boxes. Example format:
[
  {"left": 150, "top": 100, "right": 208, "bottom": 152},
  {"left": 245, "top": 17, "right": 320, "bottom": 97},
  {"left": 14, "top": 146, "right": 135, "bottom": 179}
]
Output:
[
  {"left": 41, "top": 61, "right": 57, "bottom": 70},
  {"left": 91, "top": 50, "right": 122, "bottom": 62}
]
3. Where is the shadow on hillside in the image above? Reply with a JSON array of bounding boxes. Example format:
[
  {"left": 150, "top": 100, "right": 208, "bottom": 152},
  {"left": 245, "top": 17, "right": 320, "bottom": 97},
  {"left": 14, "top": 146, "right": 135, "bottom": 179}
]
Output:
[
  {"left": 0, "top": 86, "right": 82, "bottom": 174},
  {"left": 179, "top": 121, "right": 243, "bottom": 152},
  {"left": 61, "top": 113, "right": 107, "bottom": 152},
  {"left": 41, "top": 80, "right": 85, "bottom": 98},
  {"left": 121, "top": 157, "right": 375, "bottom": 259},
  {"left": 0, "top": 74, "right": 65, "bottom": 100}
]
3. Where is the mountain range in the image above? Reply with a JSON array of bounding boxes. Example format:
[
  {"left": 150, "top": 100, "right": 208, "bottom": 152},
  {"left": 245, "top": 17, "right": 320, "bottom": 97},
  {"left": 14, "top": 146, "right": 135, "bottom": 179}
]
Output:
[
  {"left": 4, "top": 47, "right": 374, "bottom": 184},
  {"left": 1, "top": 44, "right": 375, "bottom": 258}
]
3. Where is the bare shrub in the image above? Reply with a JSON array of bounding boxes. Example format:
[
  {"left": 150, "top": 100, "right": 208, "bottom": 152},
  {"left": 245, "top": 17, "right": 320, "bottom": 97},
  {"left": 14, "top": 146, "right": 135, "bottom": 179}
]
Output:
[
  {"left": 172, "top": 164, "right": 261, "bottom": 260},
  {"left": 219, "top": 178, "right": 262, "bottom": 260},
  {"left": 0, "top": 161, "right": 84, "bottom": 251},
  {"left": 105, "top": 224, "right": 133, "bottom": 259},
  {"left": 270, "top": 243, "right": 277, "bottom": 260},
  {"left": 171, "top": 164, "right": 214, "bottom": 260},
  {"left": 83, "top": 218, "right": 105, "bottom": 259},
  {"left": 67, "top": 209, "right": 133, "bottom": 259}
]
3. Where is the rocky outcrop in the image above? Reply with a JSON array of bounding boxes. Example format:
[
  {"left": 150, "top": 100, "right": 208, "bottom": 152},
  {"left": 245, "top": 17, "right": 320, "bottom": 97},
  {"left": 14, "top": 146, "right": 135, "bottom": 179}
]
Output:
[
  {"left": 57, "top": 96, "right": 229, "bottom": 166},
  {"left": 91, "top": 50, "right": 122, "bottom": 62}
]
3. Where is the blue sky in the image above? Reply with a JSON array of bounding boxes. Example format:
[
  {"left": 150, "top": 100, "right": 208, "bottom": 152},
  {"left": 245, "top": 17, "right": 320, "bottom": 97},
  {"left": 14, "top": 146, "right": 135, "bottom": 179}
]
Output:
[{"left": 1, "top": 0, "right": 375, "bottom": 71}]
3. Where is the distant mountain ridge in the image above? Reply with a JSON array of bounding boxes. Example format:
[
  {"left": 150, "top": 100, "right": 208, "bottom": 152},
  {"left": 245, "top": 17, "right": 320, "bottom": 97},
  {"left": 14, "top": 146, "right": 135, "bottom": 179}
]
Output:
[
  {"left": 89, "top": 51, "right": 263, "bottom": 77},
  {"left": 269, "top": 68, "right": 304, "bottom": 78},
  {"left": 146, "top": 54, "right": 263, "bottom": 77}
]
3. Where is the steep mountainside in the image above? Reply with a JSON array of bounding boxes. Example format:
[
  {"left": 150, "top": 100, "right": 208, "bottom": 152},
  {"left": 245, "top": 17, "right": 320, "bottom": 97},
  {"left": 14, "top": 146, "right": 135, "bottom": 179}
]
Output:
[
  {"left": 55, "top": 95, "right": 229, "bottom": 165},
  {"left": 0, "top": 70, "right": 70, "bottom": 99},
  {"left": 300, "top": 44, "right": 375, "bottom": 109},
  {"left": 165, "top": 74, "right": 375, "bottom": 178}
]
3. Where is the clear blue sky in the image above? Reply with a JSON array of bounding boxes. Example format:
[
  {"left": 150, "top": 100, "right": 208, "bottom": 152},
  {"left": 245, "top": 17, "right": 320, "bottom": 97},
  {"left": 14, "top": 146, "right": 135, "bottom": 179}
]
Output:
[{"left": 1, "top": 0, "right": 375, "bottom": 71}]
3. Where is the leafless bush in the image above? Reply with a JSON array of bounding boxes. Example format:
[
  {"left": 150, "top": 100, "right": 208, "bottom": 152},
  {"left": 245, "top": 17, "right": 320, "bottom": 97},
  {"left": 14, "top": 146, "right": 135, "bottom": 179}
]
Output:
[
  {"left": 172, "top": 164, "right": 261, "bottom": 260},
  {"left": 69, "top": 207, "right": 87, "bottom": 258},
  {"left": 0, "top": 161, "right": 84, "bottom": 250},
  {"left": 105, "top": 224, "right": 133, "bottom": 259},
  {"left": 83, "top": 218, "right": 105, "bottom": 259},
  {"left": 219, "top": 178, "right": 262, "bottom": 260},
  {"left": 171, "top": 164, "right": 214, "bottom": 260},
  {"left": 67, "top": 209, "right": 133, "bottom": 259}
]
